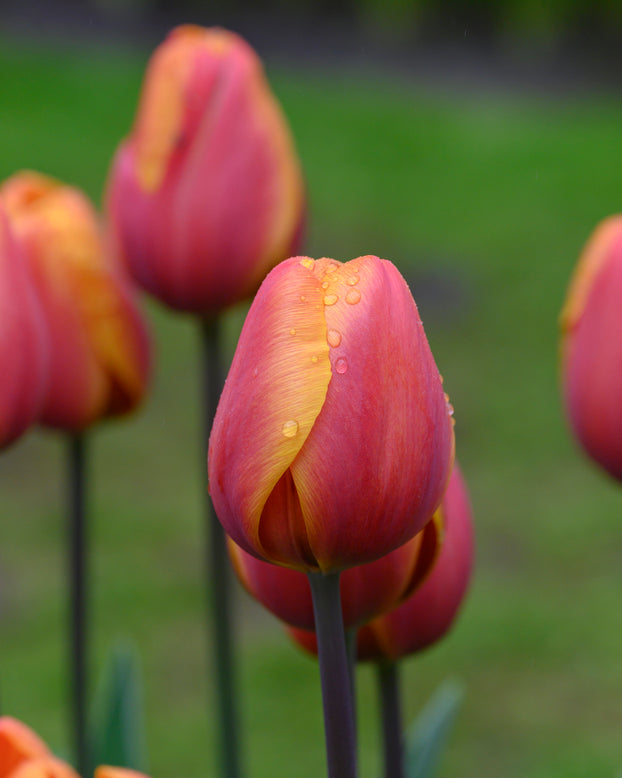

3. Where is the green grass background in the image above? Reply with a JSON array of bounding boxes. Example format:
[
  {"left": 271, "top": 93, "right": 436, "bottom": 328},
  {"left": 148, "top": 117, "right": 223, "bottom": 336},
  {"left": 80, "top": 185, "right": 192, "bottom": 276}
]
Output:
[{"left": 1, "top": 34, "right": 622, "bottom": 778}]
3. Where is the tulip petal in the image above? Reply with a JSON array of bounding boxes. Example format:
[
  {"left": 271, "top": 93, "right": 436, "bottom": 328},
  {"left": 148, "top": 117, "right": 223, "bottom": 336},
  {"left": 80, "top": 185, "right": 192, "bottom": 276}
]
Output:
[
  {"left": 209, "top": 257, "right": 331, "bottom": 563},
  {"left": 0, "top": 718, "right": 49, "bottom": 778}
]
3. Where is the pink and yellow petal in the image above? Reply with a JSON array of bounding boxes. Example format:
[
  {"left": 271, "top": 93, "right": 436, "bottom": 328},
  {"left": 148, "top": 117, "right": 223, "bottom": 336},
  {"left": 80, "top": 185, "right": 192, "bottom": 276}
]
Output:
[{"left": 209, "top": 257, "right": 331, "bottom": 561}]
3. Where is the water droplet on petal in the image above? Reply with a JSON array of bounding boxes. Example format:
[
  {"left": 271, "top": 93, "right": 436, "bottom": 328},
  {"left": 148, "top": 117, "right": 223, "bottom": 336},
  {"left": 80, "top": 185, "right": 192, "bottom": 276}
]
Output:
[
  {"left": 300, "top": 258, "right": 314, "bottom": 270},
  {"left": 311, "top": 355, "right": 318, "bottom": 363},
  {"left": 444, "top": 393, "right": 455, "bottom": 417},
  {"left": 335, "top": 357, "right": 348, "bottom": 374},
  {"left": 282, "top": 420, "right": 299, "bottom": 438},
  {"left": 346, "top": 289, "right": 361, "bottom": 305},
  {"left": 324, "top": 294, "right": 338, "bottom": 306},
  {"left": 321, "top": 281, "right": 330, "bottom": 290},
  {"left": 289, "top": 328, "right": 296, "bottom": 336},
  {"left": 327, "top": 329, "right": 342, "bottom": 347},
  {"left": 346, "top": 275, "right": 359, "bottom": 286},
  {"left": 325, "top": 263, "right": 338, "bottom": 274},
  {"left": 300, "top": 295, "right": 306, "bottom": 302}
]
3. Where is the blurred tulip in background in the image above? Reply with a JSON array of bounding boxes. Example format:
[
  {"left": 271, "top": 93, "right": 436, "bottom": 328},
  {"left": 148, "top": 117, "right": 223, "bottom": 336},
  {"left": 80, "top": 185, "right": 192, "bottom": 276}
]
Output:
[
  {"left": 560, "top": 216, "right": 622, "bottom": 482},
  {"left": 0, "top": 171, "right": 151, "bottom": 432},
  {"left": 106, "top": 25, "right": 305, "bottom": 315}
]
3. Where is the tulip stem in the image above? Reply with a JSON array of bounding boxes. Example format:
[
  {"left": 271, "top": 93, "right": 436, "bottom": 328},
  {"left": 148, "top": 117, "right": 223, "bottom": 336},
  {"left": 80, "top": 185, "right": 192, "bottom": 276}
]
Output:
[
  {"left": 67, "top": 433, "right": 89, "bottom": 777},
  {"left": 200, "top": 318, "right": 242, "bottom": 778},
  {"left": 377, "top": 661, "right": 404, "bottom": 778},
  {"left": 308, "top": 572, "right": 358, "bottom": 778}
]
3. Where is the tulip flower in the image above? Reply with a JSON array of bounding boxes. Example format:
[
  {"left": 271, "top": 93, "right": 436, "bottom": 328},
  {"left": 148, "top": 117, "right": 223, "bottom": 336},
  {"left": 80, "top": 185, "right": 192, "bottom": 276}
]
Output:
[
  {"left": 0, "top": 210, "right": 48, "bottom": 449},
  {"left": 0, "top": 717, "right": 78, "bottom": 778},
  {"left": 106, "top": 24, "right": 305, "bottom": 315},
  {"left": 228, "top": 511, "right": 442, "bottom": 630},
  {"left": 209, "top": 254, "right": 454, "bottom": 574},
  {"left": 0, "top": 171, "right": 151, "bottom": 431},
  {"left": 560, "top": 216, "right": 622, "bottom": 481}
]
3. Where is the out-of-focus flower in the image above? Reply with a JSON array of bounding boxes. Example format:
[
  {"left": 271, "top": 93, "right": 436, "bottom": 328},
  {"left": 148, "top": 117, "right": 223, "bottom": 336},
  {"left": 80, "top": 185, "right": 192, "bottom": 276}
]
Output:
[
  {"left": 560, "top": 216, "right": 622, "bottom": 481},
  {"left": 289, "top": 464, "right": 474, "bottom": 660},
  {"left": 0, "top": 171, "right": 151, "bottom": 432},
  {"left": 229, "top": 511, "right": 442, "bottom": 630},
  {"left": 106, "top": 25, "right": 305, "bottom": 315},
  {"left": 209, "top": 254, "right": 454, "bottom": 573},
  {"left": 0, "top": 717, "right": 78, "bottom": 778},
  {"left": 0, "top": 210, "right": 49, "bottom": 449},
  {"left": 95, "top": 768, "right": 150, "bottom": 778}
]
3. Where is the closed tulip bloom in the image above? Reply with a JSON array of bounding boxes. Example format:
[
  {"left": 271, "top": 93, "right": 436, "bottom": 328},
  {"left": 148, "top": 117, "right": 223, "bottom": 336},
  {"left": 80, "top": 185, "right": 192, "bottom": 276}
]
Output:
[
  {"left": 357, "top": 463, "right": 474, "bottom": 661},
  {"left": 0, "top": 211, "right": 49, "bottom": 449},
  {"left": 1, "top": 171, "right": 151, "bottom": 431},
  {"left": 561, "top": 216, "right": 622, "bottom": 481},
  {"left": 96, "top": 769, "right": 150, "bottom": 778},
  {"left": 0, "top": 717, "right": 49, "bottom": 778},
  {"left": 229, "top": 512, "right": 442, "bottom": 630},
  {"left": 106, "top": 25, "right": 305, "bottom": 315},
  {"left": 209, "top": 255, "right": 454, "bottom": 573}
]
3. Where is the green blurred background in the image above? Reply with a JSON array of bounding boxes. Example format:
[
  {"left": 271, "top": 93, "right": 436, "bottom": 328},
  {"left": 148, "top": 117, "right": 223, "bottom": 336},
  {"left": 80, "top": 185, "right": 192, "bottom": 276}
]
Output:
[{"left": 2, "top": 1, "right": 622, "bottom": 776}]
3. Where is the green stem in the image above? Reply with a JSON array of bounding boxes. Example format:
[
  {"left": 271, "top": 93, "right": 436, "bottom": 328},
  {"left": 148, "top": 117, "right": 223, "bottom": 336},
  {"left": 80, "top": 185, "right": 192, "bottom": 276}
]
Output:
[
  {"left": 307, "top": 572, "right": 358, "bottom": 778},
  {"left": 377, "top": 661, "right": 404, "bottom": 778},
  {"left": 68, "top": 433, "right": 89, "bottom": 776},
  {"left": 200, "top": 317, "right": 242, "bottom": 778}
]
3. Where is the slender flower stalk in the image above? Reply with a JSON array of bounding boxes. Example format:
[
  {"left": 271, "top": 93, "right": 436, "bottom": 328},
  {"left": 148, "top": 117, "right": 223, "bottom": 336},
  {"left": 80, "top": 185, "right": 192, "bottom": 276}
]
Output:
[
  {"left": 200, "top": 318, "right": 241, "bottom": 778},
  {"left": 67, "top": 434, "right": 88, "bottom": 776},
  {"left": 307, "top": 572, "right": 358, "bottom": 778},
  {"left": 377, "top": 662, "right": 404, "bottom": 778}
]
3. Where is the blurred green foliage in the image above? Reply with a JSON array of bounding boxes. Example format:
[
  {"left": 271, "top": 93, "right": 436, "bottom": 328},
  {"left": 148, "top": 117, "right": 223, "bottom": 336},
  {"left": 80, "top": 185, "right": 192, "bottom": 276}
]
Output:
[{"left": 1, "top": 32, "right": 622, "bottom": 778}]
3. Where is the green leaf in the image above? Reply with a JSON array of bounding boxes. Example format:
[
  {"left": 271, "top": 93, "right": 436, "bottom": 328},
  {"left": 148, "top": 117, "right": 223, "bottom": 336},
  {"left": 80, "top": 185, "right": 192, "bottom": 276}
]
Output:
[
  {"left": 403, "top": 680, "right": 464, "bottom": 778},
  {"left": 87, "top": 642, "right": 147, "bottom": 777}
]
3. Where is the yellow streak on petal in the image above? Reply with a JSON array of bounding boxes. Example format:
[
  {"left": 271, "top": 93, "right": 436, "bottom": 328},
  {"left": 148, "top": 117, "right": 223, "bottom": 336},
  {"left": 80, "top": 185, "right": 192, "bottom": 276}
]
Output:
[
  {"left": 134, "top": 26, "right": 238, "bottom": 193},
  {"left": 560, "top": 215, "right": 622, "bottom": 336}
]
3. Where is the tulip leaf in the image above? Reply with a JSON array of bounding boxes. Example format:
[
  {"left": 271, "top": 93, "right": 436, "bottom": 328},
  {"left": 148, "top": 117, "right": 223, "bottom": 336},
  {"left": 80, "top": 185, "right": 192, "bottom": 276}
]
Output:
[
  {"left": 87, "top": 642, "right": 147, "bottom": 777},
  {"left": 403, "top": 680, "right": 463, "bottom": 778}
]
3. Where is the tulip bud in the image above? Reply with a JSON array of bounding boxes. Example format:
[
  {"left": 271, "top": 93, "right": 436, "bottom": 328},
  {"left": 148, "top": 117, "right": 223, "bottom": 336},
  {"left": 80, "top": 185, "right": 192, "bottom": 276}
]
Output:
[
  {"left": 0, "top": 717, "right": 49, "bottom": 777},
  {"left": 106, "top": 25, "right": 305, "bottom": 315},
  {"left": 560, "top": 216, "right": 622, "bottom": 481},
  {"left": 209, "top": 255, "right": 454, "bottom": 573},
  {"left": 0, "top": 211, "right": 49, "bottom": 449},
  {"left": 288, "top": 464, "right": 474, "bottom": 660},
  {"left": 229, "top": 512, "right": 442, "bottom": 630},
  {"left": 96, "top": 769, "right": 150, "bottom": 778},
  {"left": 0, "top": 171, "right": 151, "bottom": 432}
]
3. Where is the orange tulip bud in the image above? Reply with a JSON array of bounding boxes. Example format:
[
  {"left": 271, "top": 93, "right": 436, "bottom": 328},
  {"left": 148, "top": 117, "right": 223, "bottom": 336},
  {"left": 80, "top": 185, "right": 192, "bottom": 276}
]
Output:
[
  {"left": 95, "top": 768, "right": 150, "bottom": 778},
  {"left": 10, "top": 758, "right": 79, "bottom": 778},
  {"left": 0, "top": 717, "right": 49, "bottom": 778},
  {"left": 229, "top": 512, "right": 442, "bottom": 630},
  {"left": 0, "top": 171, "right": 151, "bottom": 431},
  {"left": 209, "top": 255, "right": 454, "bottom": 573},
  {"left": 560, "top": 216, "right": 622, "bottom": 481},
  {"left": 0, "top": 211, "right": 49, "bottom": 449},
  {"left": 106, "top": 25, "right": 305, "bottom": 315},
  {"left": 288, "top": 464, "right": 474, "bottom": 660}
]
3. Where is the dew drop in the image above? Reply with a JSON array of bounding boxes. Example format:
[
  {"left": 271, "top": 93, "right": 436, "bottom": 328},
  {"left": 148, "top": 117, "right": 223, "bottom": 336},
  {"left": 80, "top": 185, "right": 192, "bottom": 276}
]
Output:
[
  {"left": 300, "top": 295, "right": 306, "bottom": 302},
  {"left": 325, "top": 263, "right": 338, "bottom": 274},
  {"left": 321, "top": 280, "right": 330, "bottom": 290},
  {"left": 335, "top": 357, "right": 348, "bottom": 374},
  {"left": 346, "top": 275, "right": 359, "bottom": 286},
  {"left": 327, "top": 329, "right": 342, "bottom": 348},
  {"left": 299, "top": 258, "right": 314, "bottom": 270},
  {"left": 444, "top": 393, "right": 455, "bottom": 417},
  {"left": 323, "top": 294, "right": 338, "bottom": 306},
  {"left": 282, "top": 420, "right": 299, "bottom": 438},
  {"left": 345, "top": 289, "right": 361, "bottom": 305},
  {"left": 311, "top": 355, "right": 318, "bottom": 363},
  {"left": 289, "top": 328, "right": 296, "bottom": 336}
]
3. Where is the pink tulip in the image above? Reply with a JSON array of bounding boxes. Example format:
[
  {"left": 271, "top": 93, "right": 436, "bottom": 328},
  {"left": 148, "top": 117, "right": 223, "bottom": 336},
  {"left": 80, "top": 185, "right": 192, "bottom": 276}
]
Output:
[
  {"left": 106, "top": 25, "right": 305, "bottom": 315},
  {"left": 1, "top": 171, "right": 151, "bottom": 431},
  {"left": 561, "top": 216, "right": 622, "bottom": 481},
  {"left": 209, "top": 254, "right": 454, "bottom": 573}
]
